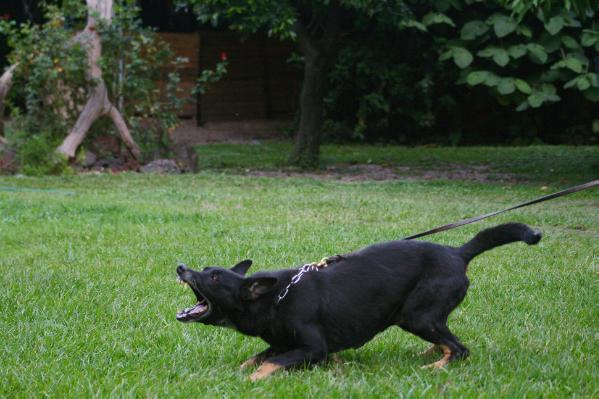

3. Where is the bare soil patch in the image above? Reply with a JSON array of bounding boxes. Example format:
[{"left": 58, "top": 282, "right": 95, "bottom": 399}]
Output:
[
  {"left": 171, "top": 119, "right": 289, "bottom": 144},
  {"left": 246, "top": 163, "right": 517, "bottom": 183}
]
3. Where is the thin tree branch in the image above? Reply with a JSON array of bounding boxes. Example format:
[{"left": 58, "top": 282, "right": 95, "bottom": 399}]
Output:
[{"left": 57, "top": 0, "right": 140, "bottom": 160}]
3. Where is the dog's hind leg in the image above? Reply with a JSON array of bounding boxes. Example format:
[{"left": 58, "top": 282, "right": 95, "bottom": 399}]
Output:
[
  {"left": 397, "top": 276, "right": 470, "bottom": 368},
  {"left": 401, "top": 319, "right": 469, "bottom": 368}
]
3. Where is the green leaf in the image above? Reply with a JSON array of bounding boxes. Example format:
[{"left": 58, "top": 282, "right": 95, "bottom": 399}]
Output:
[
  {"left": 516, "top": 24, "right": 532, "bottom": 38},
  {"left": 547, "top": 93, "right": 561, "bottom": 102},
  {"left": 486, "top": 13, "right": 503, "bottom": 24},
  {"left": 536, "top": 8, "right": 546, "bottom": 23},
  {"left": 563, "top": 14, "right": 581, "bottom": 28},
  {"left": 477, "top": 47, "right": 496, "bottom": 58},
  {"left": 552, "top": 57, "right": 584, "bottom": 73},
  {"left": 528, "top": 93, "right": 544, "bottom": 108},
  {"left": 493, "top": 50, "right": 510, "bottom": 67},
  {"left": 460, "top": 20, "right": 488, "bottom": 40},
  {"left": 516, "top": 101, "right": 529, "bottom": 111},
  {"left": 434, "top": 0, "right": 452, "bottom": 12},
  {"left": 508, "top": 44, "right": 527, "bottom": 59},
  {"left": 540, "top": 34, "right": 563, "bottom": 53},
  {"left": 423, "top": 12, "right": 456, "bottom": 27},
  {"left": 545, "top": 16, "right": 564, "bottom": 35},
  {"left": 401, "top": 19, "right": 428, "bottom": 32},
  {"left": 576, "top": 75, "right": 591, "bottom": 90},
  {"left": 565, "top": 57, "right": 584, "bottom": 73},
  {"left": 497, "top": 78, "right": 516, "bottom": 95},
  {"left": 439, "top": 49, "right": 453, "bottom": 61},
  {"left": 514, "top": 79, "right": 532, "bottom": 94},
  {"left": 583, "top": 87, "right": 599, "bottom": 102},
  {"left": 466, "top": 70, "right": 489, "bottom": 85},
  {"left": 526, "top": 84, "right": 561, "bottom": 108},
  {"left": 580, "top": 31, "right": 598, "bottom": 47},
  {"left": 541, "top": 83, "right": 557, "bottom": 95},
  {"left": 477, "top": 47, "right": 509, "bottom": 66},
  {"left": 452, "top": 47, "right": 473, "bottom": 69},
  {"left": 527, "top": 44, "right": 548, "bottom": 63},
  {"left": 539, "top": 69, "right": 564, "bottom": 82},
  {"left": 483, "top": 73, "right": 501, "bottom": 87},
  {"left": 561, "top": 35, "right": 580, "bottom": 50},
  {"left": 563, "top": 76, "right": 578, "bottom": 89},
  {"left": 493, "top": 15, "right": 517, "bottom": 38}
]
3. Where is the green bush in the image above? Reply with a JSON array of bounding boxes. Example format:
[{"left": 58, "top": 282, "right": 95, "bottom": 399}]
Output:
[
  {"left": 437, "top": 1, "right": 598, "bottom": 111},
  {"left": 323, "top": 0, "right": 599, "bottom": 145},
  {"left": 11, "top": 127, "right": 70, "bottom": 176},
  {"left": 0, "top": 0, "right": 226, "bottom": 174}
]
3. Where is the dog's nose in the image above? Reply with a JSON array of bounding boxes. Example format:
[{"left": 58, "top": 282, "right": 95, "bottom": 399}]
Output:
[{"left": 177, "top": 263, "right": 188, "bottom": 275}]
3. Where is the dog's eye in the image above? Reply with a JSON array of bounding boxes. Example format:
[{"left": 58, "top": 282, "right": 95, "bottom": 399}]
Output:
[{"left": 210, "top": 271, "right": 220, "bottom": 281}]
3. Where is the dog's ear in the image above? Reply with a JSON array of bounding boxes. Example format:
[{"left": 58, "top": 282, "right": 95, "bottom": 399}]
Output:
[
  {"left": 240, "top": 277, "right": 278, "bottom": 301},
  {"left": 230, "top": 259, "right": 253, "bottom": 276}
]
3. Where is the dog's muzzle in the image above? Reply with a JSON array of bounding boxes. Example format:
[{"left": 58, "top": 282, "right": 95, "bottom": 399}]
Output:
[{"left": 176, "top": 264, "right": 212, "bottom": 322}]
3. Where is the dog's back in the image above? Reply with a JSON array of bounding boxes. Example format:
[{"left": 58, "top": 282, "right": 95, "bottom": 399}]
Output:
[{"left": 287, "top": 223, "right": 541, "bottom": 352}]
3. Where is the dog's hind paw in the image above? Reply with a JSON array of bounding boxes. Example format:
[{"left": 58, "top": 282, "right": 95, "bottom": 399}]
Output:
[
  {"left": 421, "top": 359, "right": 449, "bottom": 369},
  {"left": 421, "top": 345, "right": 451, "bottom": 369}
]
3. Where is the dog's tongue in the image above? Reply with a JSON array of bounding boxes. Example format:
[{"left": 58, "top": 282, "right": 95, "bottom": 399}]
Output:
[{"left": 176, "top": 302, "right": 208, "bottom": 320}]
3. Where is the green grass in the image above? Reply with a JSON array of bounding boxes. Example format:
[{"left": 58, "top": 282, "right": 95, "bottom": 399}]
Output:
[
  {"left": 197, "top": 143, "right": 599, "bottom": 183},
  {"left": 1, "top": 146, "right": 598, "bottom": 397}
]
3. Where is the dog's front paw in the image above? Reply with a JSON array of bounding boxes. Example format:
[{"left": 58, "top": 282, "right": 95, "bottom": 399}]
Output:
[
  {"left": 240, "top": 356, "right": 259, "bottom": 370},
  {"left": 249, "top": 362, "right": 283, "bottom": 381}
]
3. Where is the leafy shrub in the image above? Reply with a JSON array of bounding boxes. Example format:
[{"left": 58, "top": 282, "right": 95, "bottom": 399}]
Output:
[
  {"left": 14, "top": 133, "right": 71, "bottom": 176},
  {"left": 323, "top": 0, "right": 598, "bottom": 145},
  {"left": 0, "top": 0, "right": 226, "bottom": 174},
  {"left": 437, "top": 1, "right": 598, "bottom": 111}
]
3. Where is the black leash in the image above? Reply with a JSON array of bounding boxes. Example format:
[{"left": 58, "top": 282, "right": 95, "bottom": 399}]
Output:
[
  {"left": 277, "top": 180, "right": 598, "bottom": 305},
  {"left": 402, "top": 180, "right": 599, "bottom": 240}
]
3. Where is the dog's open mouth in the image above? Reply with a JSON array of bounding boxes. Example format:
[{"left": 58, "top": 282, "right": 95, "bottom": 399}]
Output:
[{"left": 176, "top": 277, "right": 212, "bottom": 322}]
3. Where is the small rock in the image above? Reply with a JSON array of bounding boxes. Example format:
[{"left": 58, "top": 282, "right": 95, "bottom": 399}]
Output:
[
  {"left": 140, "top": 159, "right": 183, "bottom": 174},
  {"left": 83, "top": 151, "right": 97, "bottom": 168}
]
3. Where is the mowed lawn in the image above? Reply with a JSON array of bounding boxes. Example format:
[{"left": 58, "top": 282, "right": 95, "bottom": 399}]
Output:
[{"left": 0, "top": 145, "right": 597, "bottom": 397}]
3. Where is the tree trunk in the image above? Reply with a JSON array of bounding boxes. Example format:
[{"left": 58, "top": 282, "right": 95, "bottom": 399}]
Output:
[
  {"left": 289, "top": 4, "right": 342, "bottom": 167},
  {"left": 0, "top": 64, "right": 17, "bottom": 141},
  {"left": 289, "top": 51, "right": 328, "bottom": 167},
  {"left": 56, "top": 0, "right": 141, "bottom": 160}
]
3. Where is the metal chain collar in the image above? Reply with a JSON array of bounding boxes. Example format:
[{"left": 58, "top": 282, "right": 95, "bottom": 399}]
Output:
[{"left": 276, "top": 256, "right": 340, "bottom": 304}]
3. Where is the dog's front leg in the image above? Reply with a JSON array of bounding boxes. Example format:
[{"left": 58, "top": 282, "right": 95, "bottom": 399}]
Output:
[
  {"left": 240, "top": 346, "right": 281, "bottom": 370},
  {"left": 249, "top": 327, "right": 326, "bottom": 381},
  {"left": 249, "top": 347, "right": 326, "bottom": 381}
]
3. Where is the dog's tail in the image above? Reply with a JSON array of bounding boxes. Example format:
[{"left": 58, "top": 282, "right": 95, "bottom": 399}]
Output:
[{"left": 458, "top": 223, "right": 541, "bottom": 264}]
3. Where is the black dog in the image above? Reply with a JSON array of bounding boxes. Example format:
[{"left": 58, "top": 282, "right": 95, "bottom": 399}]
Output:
[{"left": 176, "top": 222, "right": 540, "bottom": 380}]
